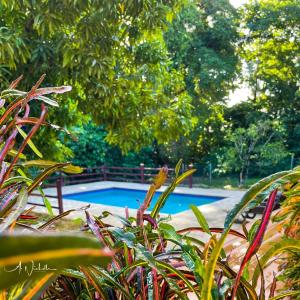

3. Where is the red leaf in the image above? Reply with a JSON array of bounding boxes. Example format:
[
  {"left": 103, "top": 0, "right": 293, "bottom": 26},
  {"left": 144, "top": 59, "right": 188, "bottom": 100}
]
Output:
[
  {"left": 231, "top": 189, "right": 278, "bottom": 299},
  {"left": 9, "top": 75, "right": 23, "bottom": 89},
  {"left": 18, "top": 214, "right": 38, "bottom": 220}
]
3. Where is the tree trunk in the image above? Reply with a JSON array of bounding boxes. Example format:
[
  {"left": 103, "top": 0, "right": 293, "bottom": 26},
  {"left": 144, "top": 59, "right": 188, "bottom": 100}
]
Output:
[
  {"left": 239, "top": 167, "right": 244, "bottom": 186},
  {"left": 245, "top": 162, "right": 250, "bottom": 182}
]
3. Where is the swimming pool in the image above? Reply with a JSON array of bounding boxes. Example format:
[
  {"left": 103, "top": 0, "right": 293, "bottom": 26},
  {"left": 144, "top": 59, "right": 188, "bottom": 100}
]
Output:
[{"left": 63, "top": 188, "right": 224, "bottom": 214}]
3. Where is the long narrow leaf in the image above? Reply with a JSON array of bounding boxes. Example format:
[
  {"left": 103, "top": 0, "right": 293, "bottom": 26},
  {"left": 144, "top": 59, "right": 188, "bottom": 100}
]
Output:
[
  {"left": 27, "top": 162, "right": 70, "bottom": 193},
  {"left": 231, "top": 189, "right": 278, "bottom": 299},
  {"left": 22, "top": 160, "right": 82, "bottom": 174},
  {"left": 80, "top": 267, "right": 108, "bottom": 299},
  {"left": 0, "top": 187, "right": 28, "bottom": 232},
  {"left": 224, "top": 171, "right": 300, "bottom": 227},
  {"left": 38, "top": 205, "right": 89, "bottom": 230},
  {"left": 16, "top": 126, "right": 43, "bottom": 158},
  {"left": 269, "top": 291, "right": 300, "bottom": 300},
  {"left": 252, "top": 238, "right": 300, "bottom": 287},
  {"left": 190, "top": 205, "right": 211, "bottom": 235},
  {"left": 151, "top": 167, "right": 196, "bottom": 219},
  {"left": 22, "top": 273, "right": 57, "bottom": 300},
  {"left": 0, "top": 234, "right": 113, "bottom": 289}
]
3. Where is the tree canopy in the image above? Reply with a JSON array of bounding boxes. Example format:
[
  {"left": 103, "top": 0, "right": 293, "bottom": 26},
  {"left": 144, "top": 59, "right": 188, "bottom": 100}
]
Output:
[
  {"left": 0, "top": 0, "right": 192, "bottom": 154},
  {"left": 0, "top": 0, "right": 299, "bottom": 181},
  {"left": 240, "top": 0, "right": 300, "bottom": 156}
]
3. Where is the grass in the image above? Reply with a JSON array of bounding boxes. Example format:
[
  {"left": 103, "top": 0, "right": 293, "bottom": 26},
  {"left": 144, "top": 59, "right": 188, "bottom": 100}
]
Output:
[{"left": 191, "top": 176, "right": 261, "bottom": 190}]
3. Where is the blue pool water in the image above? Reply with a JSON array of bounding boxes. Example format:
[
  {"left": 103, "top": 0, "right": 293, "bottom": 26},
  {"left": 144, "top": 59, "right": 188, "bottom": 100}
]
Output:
[{"left": 63, "top": 188, "right": 223, "bottom": 214}]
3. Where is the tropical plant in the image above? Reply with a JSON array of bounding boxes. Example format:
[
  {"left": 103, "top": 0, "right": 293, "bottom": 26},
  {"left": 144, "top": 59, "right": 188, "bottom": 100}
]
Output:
[
  {"left": 22, "top": 163, "right": 297, "bottom": 300},
  {"left": 272, "top": 175, "right": 300, "bottom": 294},
  {"left": 1, "top": 77, "right": 299, "bottom": 299},
  {"left": 0, "top": 76, "right": 113, "bottom": 298},
  {"left": 217, "top": 120, "right": 289, "bottom": 185},
  {"left": 15, "top": 163, "right": 298, "bottom": 299}
]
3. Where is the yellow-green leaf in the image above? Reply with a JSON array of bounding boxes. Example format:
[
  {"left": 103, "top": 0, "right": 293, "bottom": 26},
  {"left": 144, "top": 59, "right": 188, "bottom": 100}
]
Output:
[
  {"left": 16, "top": 126, "right": 43, "bottom": 158},
  {"left": 0, "top": 234, "right": 113, "bottom": 289}
]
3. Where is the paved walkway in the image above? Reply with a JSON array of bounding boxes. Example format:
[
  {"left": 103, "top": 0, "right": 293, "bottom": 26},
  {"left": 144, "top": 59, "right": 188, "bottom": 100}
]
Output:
[{"left": 29, "top": 181, "right": 245, "bottom": 229}]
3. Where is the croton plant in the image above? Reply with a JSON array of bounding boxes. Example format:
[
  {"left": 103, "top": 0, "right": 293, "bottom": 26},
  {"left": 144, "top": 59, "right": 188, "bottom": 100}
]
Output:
[{"left": 0, "top": 76, "right": 299, "bottom": 299}]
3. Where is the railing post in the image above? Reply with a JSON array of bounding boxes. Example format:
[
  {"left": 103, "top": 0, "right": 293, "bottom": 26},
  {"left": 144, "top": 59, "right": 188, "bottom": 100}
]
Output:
[
  {"left": 102, "top": 165, "right": 107, "bottom": 181},
  {"left": 140, "top": 163, "right": 145, "bottom": 184},
  {"left": 56, "top": 177, "right": 64, "bottom": 214},
  {"left": 188, "top": 163, "right": 193, "bottom": 188}
]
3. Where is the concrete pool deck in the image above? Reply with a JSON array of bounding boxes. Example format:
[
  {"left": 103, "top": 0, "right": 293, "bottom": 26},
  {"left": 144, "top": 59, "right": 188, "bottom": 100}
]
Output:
[{"left": 28, "top": 181, "right": 245, "bottom": 229}]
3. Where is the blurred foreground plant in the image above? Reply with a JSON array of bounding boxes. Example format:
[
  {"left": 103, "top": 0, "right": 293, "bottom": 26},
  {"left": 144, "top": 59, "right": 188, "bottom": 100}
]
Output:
[
  {"left": 272, "top": 173, "right": 300, "bottom": 295},
  {"left": 36, "top": 162, "right": 299, "bottom": 300},
  {"left": 0, "top": 76, "right": 299, "bottom": 299},
  {"left": 0, "top": 76, "right": 113, "bottom": 298}
]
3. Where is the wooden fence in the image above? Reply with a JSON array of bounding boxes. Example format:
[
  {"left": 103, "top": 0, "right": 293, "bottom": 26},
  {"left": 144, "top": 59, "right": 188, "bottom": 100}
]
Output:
[{"left": 30, "top": 164, "right": 194, "bottom": 213}]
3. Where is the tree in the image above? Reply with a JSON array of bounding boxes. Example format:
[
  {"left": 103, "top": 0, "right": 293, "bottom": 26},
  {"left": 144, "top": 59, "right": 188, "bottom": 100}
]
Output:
[
  {"left": 163, "top": 0, "right": 240, "bottom": 160},
  {"left": 240, "top": 0, "right": 300, "bottom": 159},
  {"left": 218, "top": 120, "right": 289, "bottom": 185},
  {"left": 66, "top": 122, "right": 155, "bottom": 168},
  {"left": 0, "top": 0, "right": 193, "bottom": 154}
]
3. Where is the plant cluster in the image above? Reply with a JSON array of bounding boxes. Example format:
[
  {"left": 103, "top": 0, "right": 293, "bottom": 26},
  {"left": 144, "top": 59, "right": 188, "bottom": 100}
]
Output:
[
  {"left": 272, "top": 179, "right": 300, "bottom": 293},
  {"left": 0, "top": 78, "right": 299, "bottom": 299},
  {"left": 0, "top": 77, "right": 114, "bottom": 298}
]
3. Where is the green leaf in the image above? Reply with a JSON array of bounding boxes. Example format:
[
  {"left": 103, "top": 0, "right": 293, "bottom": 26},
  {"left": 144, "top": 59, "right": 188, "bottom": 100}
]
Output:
[
  {"left": 156, "top": 260, "right": 200, "bottom": 299},
  {"left": 37, "top": 187, "right": 54, "bottom": 215},
  {"left": 22, "top": 160, "right": 82, "bottom": 174},
  {"left": 38, "top": 208, "right": 83, "bottom": 230},
  {"left": 150, "top": 167, "right": 196, "bottom": 219},
  {"left": 116, "top": 259, "right": 197, "bottom": 299},
  {"left": 248, "top": 220, "right": 261, "bottom": 242},
  {"left": 16, "top": 126, "right": 43, "bottom": 158},
  {"left": 7, "top": 149, "right": 26, "bottom": 160},
  {"left": 159, "top": 223, "right": 182, "bottom": 243},
  {"left": 43, "top": 196, "right": 53, "bottom": 216},
  {"left": 0, "top": 234, "right": 113, "bottom": 289},
  {"left": 92, "top": 267, "right": 134, "bottom": 299},
  {"left": 17, "top": 273, "right": 58, "bottom": 300},
  {"left": 175, "top": 169, "right": 196, "bottom": 185},
  {"left": 0, "top": 187, "right": 28, "bottom": 232},
  {"left": 80, "top": 267, "right": 109, "bottom": 299},
  {"left": 201, "top": 227, "right": 230, "bottom": 300},
  {"left": 252, "top": 238, "right": 300, "bottom": 287},
  {"left": 2, "top": 176, "right": 32, "bottom": 188},
  {"left": 224, "top": 170, "right": 298, "bottom": 228},
  {"left": 27, "top": 162, "right": 70, "bottom": 193},
  {"left": 175, "top": 159, "right": 183, "bottom": 177},
  {"left": 269, "top": 291, "right": 300, "bottom": 300},
  {"left": 190, "top": 205, "right": 211, "bottom": 235}
]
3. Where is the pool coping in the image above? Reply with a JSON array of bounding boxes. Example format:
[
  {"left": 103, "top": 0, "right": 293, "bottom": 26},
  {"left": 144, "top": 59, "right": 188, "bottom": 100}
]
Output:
[{"left": 28, "top": 181, "right": 245, "bottom": 228}]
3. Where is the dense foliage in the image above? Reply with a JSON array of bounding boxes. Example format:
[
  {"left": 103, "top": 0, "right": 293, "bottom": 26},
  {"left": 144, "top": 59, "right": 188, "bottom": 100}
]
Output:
[
  {"left": 217, "top": 120, "right": 289, "bottom": 184},
  {"left": 164, "top": 0, "right": 239, "bottom": 159},
  {"left": 0, "top": 0, "right": 193, "bottom": 153},
  {"left": 0, "top": 0, "right": 299, "bottom": 182},
  {"left": 66, "top": 122, "right": 155, "bottom": 168},
  {"left": 0, "top": 79, "right": 299, "bottom": 299},
  {"left": 240, "top": 0, "right": 300, "bottom": 147}
]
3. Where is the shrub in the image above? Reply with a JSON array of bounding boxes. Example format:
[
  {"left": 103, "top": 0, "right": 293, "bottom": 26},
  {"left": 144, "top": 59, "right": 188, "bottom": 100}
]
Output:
[
  {"left": 0, "top": 76, "right": 113, "bottom": 297},
  {"left": 0, "top": 77, "right": 299, "bottom": 299}
]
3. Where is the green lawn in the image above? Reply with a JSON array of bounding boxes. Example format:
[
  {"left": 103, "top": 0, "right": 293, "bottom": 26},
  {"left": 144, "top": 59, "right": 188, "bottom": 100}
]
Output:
[{"left": 191, "top": 176, "right": 261, "bottom": 190}]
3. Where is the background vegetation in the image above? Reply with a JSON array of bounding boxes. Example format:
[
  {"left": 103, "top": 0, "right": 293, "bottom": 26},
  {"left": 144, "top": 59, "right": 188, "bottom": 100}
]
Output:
[{"left": 0, "top": 0, "right": 299, "bottom": 186}]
